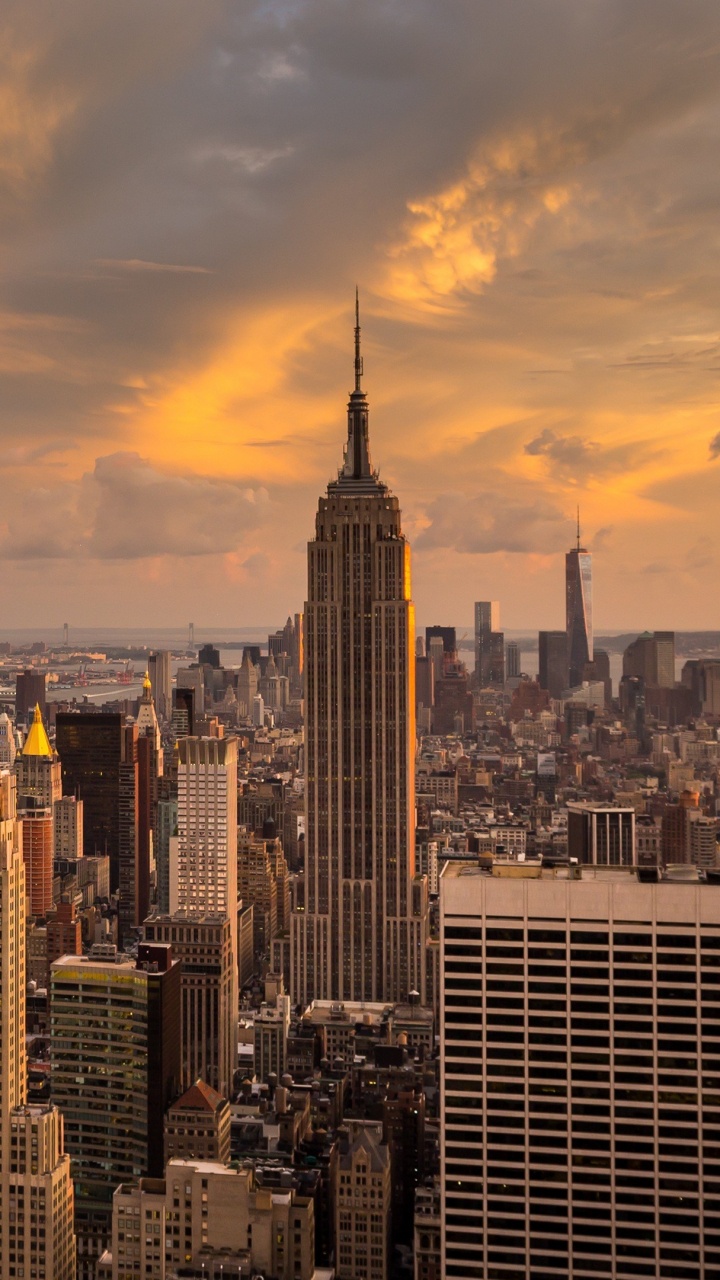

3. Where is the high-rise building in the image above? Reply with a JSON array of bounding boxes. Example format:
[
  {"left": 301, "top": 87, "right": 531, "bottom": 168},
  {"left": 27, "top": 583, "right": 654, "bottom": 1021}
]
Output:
[
  {"left": 15, "top": 668, "right": 46, "bottom": 726},
  {"left": 623, "top": 630, "right": 676, "bottom": 688},
  {"left": 50, "top": 942, "right": 181, "bottom": 1276},
  {"left": 336, "top": 1121, "right": 391, "bottom": 1280},
  {"left": 474, "top": 601, "right": 499, "bottom": 686},
  {"left": 538, "top": 629, "right": 568, "bottom": 698},
  {"left": 254, "top": 989, "right": 291, "bottom": 1082},
  {"left": 53, "top": 794, "right": 84, "bottom": 859},
  {"left": 142, "top": 913, "right": 236, "bottom": 1097},
  {"left": 567, "top": 802, "right": 636, "bottom": 865},
  {"left": 566, "top": 516, "right": 593, "bottom": 687},
  {"left": 170, "top": 736, "right": 238, "bottom": 922},
  {"left": 117, "top": 721, "right": 139, "bottom": 945},
  {"left": 153, "top": 778, "right": 177, "bottom": 915},
  {"left": 21, "top": 808, "right": 54, "bottom": 915},
  {"left": 291, "top": 300, "right": 426, "bottom": 1006},
  {"left": 56, "top": 712, "right": 124, "bottom": 886},
  {"left": 17, "top": 703, "right": 61, "bottom": 811},
  {"left": 46, "top": 896, "right": 82, "bottom": 977},
  {"left": 198, "top": 642, "right": 221, "bottom": 669},
  {"left": 505, "top": 640, "right": 521, "bottom": 679},
  {"left": 175, "top": 665, "right": 204, "bottom": 718},
  {"left": 147, "top": 649, "right": 172, "bottom": 722},
  {"left": 238, "top": 826, "right": 290, "bottom": 964},
  {"left": 0, "top": 770, "right": 76, "bottom": 1279},
  {"left": 440, "top": 860, "right": 720, "bottom": 1280},
  {"left": 237, "top": 649, "right": 259, "bottom": 718},
  {"left": 135, "top": 673, "right": 163, "bottom": 927}
]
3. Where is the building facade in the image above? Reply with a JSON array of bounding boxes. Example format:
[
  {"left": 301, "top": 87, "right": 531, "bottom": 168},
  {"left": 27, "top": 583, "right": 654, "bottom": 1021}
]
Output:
[
  {"left": 474, "top": 602, "right": 499, "bottom": 686},
  {"left": 0, "top": 770, "right": 76, "bottom": 1279},
  {"left": 336, "top": 1121, "right": 391, "bottom": 1280},
  {"left": 56, "top": 711, "right": 124, "bottom": 886},
  {"left": 538, "top": 629, "right": 568, "bottom": 699},
  {"left": 292, "top": 301, "right": 426, "bottom": 1006},
  {"left": 440, "top": 861, "right": 720, "bottom": 1280},
  {"left": 142, "top": 913, "right": 236, "bottom": 1098},
  {"left": 50, "top": 944, "right": 180, "bottom": 1276}
]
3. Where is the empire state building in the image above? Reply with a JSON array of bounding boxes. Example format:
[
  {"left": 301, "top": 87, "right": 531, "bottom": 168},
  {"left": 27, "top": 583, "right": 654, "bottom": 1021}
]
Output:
[{"left": 291, "top": 298, "right": 427, "bottom": 1005}]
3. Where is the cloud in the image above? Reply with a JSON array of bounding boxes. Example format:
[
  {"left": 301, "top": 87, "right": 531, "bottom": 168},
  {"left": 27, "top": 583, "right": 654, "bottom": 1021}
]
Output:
[
  {"left": 524, "top": 427, "right": 599, "bottom": 468},
  {"left": 416, "top": 491, "right": 569, "bottom": 556},
  {"left": 0, "top": 453, "right": 269, "bottom": 560},
  {"left": 709, "top": 432, "right": 720, "bottom": 460},
  {"left": 2, "top": 1, "right": 720, "bottom": 624},
  {"left": 93, "top": 259, "right": 212, "bottom": 275}
]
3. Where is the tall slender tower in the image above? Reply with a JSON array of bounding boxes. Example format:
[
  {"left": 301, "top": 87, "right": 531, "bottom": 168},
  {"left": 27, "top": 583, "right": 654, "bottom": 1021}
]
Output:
[
  {"left": 566, "top": 509, "right": 593, "bottom": 687},
  {"left": 292, "top": 296, "right": 426, "bottom": 1006}
]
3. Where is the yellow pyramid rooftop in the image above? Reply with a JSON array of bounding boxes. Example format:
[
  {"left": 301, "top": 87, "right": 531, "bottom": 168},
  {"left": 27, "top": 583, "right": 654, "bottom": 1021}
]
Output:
[{"left": 22, "top": 704, "right": 53, "bottom": 758}]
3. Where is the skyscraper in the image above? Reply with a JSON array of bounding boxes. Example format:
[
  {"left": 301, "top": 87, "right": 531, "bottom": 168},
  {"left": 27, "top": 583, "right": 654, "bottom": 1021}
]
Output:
[
  {"left": 51, "top": 942, "right": 180, "bottom": 1275},
  {"left": 440, "top": 860, "right": 720, "bottom": 1280},
  {"left": 0, "top": 770, "right": 75, "bottom": 1278},
  {"left": 566, "top": 513, "right": 593, "bottom": 687},
  {"left": 474, "top": 601, "right": 499, "bottom": 685},
  {"left": 16, "top": 703, "right": 61, "bottom": 810},
  {"left": 505, "top": 639, "right": 521, "bottom": 678},
  {"left": 170, "top": 736, "right": 238, "bottom": 922},
  {"left": 291, "top": 297, "right": 426, "bottom": 1006},
  {"left": 538, "top": 628, "right": 568, "bottom": 697},
  {"left": 56, "top": 711, "right": 124, "bottom": 885},
  {"left": 15, "top": 668, "right": 46, "bottom": 726},
  {"left": 148, "top": 649, "right": 172, "bottom": 723},
  {"left": 148, "top": 736, "right": 239, "bottom": 1099}
]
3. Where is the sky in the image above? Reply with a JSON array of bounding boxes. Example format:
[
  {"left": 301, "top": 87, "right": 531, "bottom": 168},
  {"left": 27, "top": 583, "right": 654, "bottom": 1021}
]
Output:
[{"left": 2, "top": 0, "right": 720, "bottom": 631}]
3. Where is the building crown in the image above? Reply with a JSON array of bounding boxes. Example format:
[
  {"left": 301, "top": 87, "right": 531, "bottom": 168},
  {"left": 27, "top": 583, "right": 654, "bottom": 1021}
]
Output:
[{"left": 22, "top": 704, "right": 52, "bottom": 758}]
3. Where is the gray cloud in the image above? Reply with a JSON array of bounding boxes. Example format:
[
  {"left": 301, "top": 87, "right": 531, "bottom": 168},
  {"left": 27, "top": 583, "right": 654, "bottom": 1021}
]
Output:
[
  {"left": 2, "top": 1, "right": 720, "bottom": 625},
  {"left": 416, "top": 491, "right": 570, "bottom": 556},
  {"left": 709, "top": 432, "right": 720, "bottom": 460},
  {"left": 1, "top": 453, "right": 268, "bottom": 560},
  {"left": 524, "top": 428, "right": 598, "bottom": 468}
]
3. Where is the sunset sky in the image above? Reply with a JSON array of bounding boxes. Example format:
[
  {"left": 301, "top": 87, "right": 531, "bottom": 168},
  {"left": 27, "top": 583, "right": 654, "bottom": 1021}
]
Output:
[{"left": 3, "top": 0, "right": 720, "bottom": 631}]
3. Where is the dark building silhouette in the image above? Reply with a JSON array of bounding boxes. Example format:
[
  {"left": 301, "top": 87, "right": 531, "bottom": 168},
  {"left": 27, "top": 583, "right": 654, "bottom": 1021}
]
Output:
[
  {"left": 489, "top": 630, "right": 505, "bottom": 685},
  {"left": 118, "top": 721, "right": 139, "bottom": 943},
  {"left": 425, "top": 626, "right": 456, "bottom": 659},
  {"left": 474, "top": 601, "right": 499, "bottom": 685},
  {"left": 15, "top": 669, "right": 47, "bottom": 726},
  {"left": 415, "top": 654, "right": 434, "bottom": 713},
  {"left": 172, "top": 686, "right": 195, "bottom": 736},
  {"left": 584, "top": 647, "right": 612, "bottom": 703},
  {"left": 566, "top": 517, "right": 592, "bottom": 687},
  {"left": 198, "top": 643, "right": 221, "bottom": 669},
  {"left": 55, "top": 711, "right": 124, "bottom": 888},
  {"left": 623, "top": 630, "right": 675, "bottom": 688},
  {"left": 136, "top": 942, "right": 182, "bottom": 1178},
  {"left": 538, "top": 629, "right": 568, "bottom": 698}
]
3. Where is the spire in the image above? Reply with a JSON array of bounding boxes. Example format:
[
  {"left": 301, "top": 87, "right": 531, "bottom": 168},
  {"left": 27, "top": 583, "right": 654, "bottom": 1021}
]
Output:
[
  {"left": 22, "top": 704, "right": 52, "bottom": 758},
  {"left": 329, "top": 291, "right": 386, "bottom": 495},
  {"left": 354, "top": 285, "right": 363, "bottom": 392},
  {"left": 577, "top": 505, "right": 581, "bottom": 551},
  {"left": 142, "top": 671, "right": 152, "bottom": 701}
]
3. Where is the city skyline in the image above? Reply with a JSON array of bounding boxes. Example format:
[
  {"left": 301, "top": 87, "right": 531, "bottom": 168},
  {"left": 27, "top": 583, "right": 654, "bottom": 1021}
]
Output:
[{"left": 2, "top": 3, "right": 720, "bottom": 629}]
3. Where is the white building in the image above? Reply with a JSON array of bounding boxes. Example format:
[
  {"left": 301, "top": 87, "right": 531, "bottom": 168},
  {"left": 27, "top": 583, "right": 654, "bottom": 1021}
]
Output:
[
  {"left": 170, "top": 737, "right": 238, "bottom": 920},
  {"left": 440, "top": 860, "right": 720, "bottom": 1280},
  {"left": 53, "top": 794, "right": 84, "bottom": 859}
]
